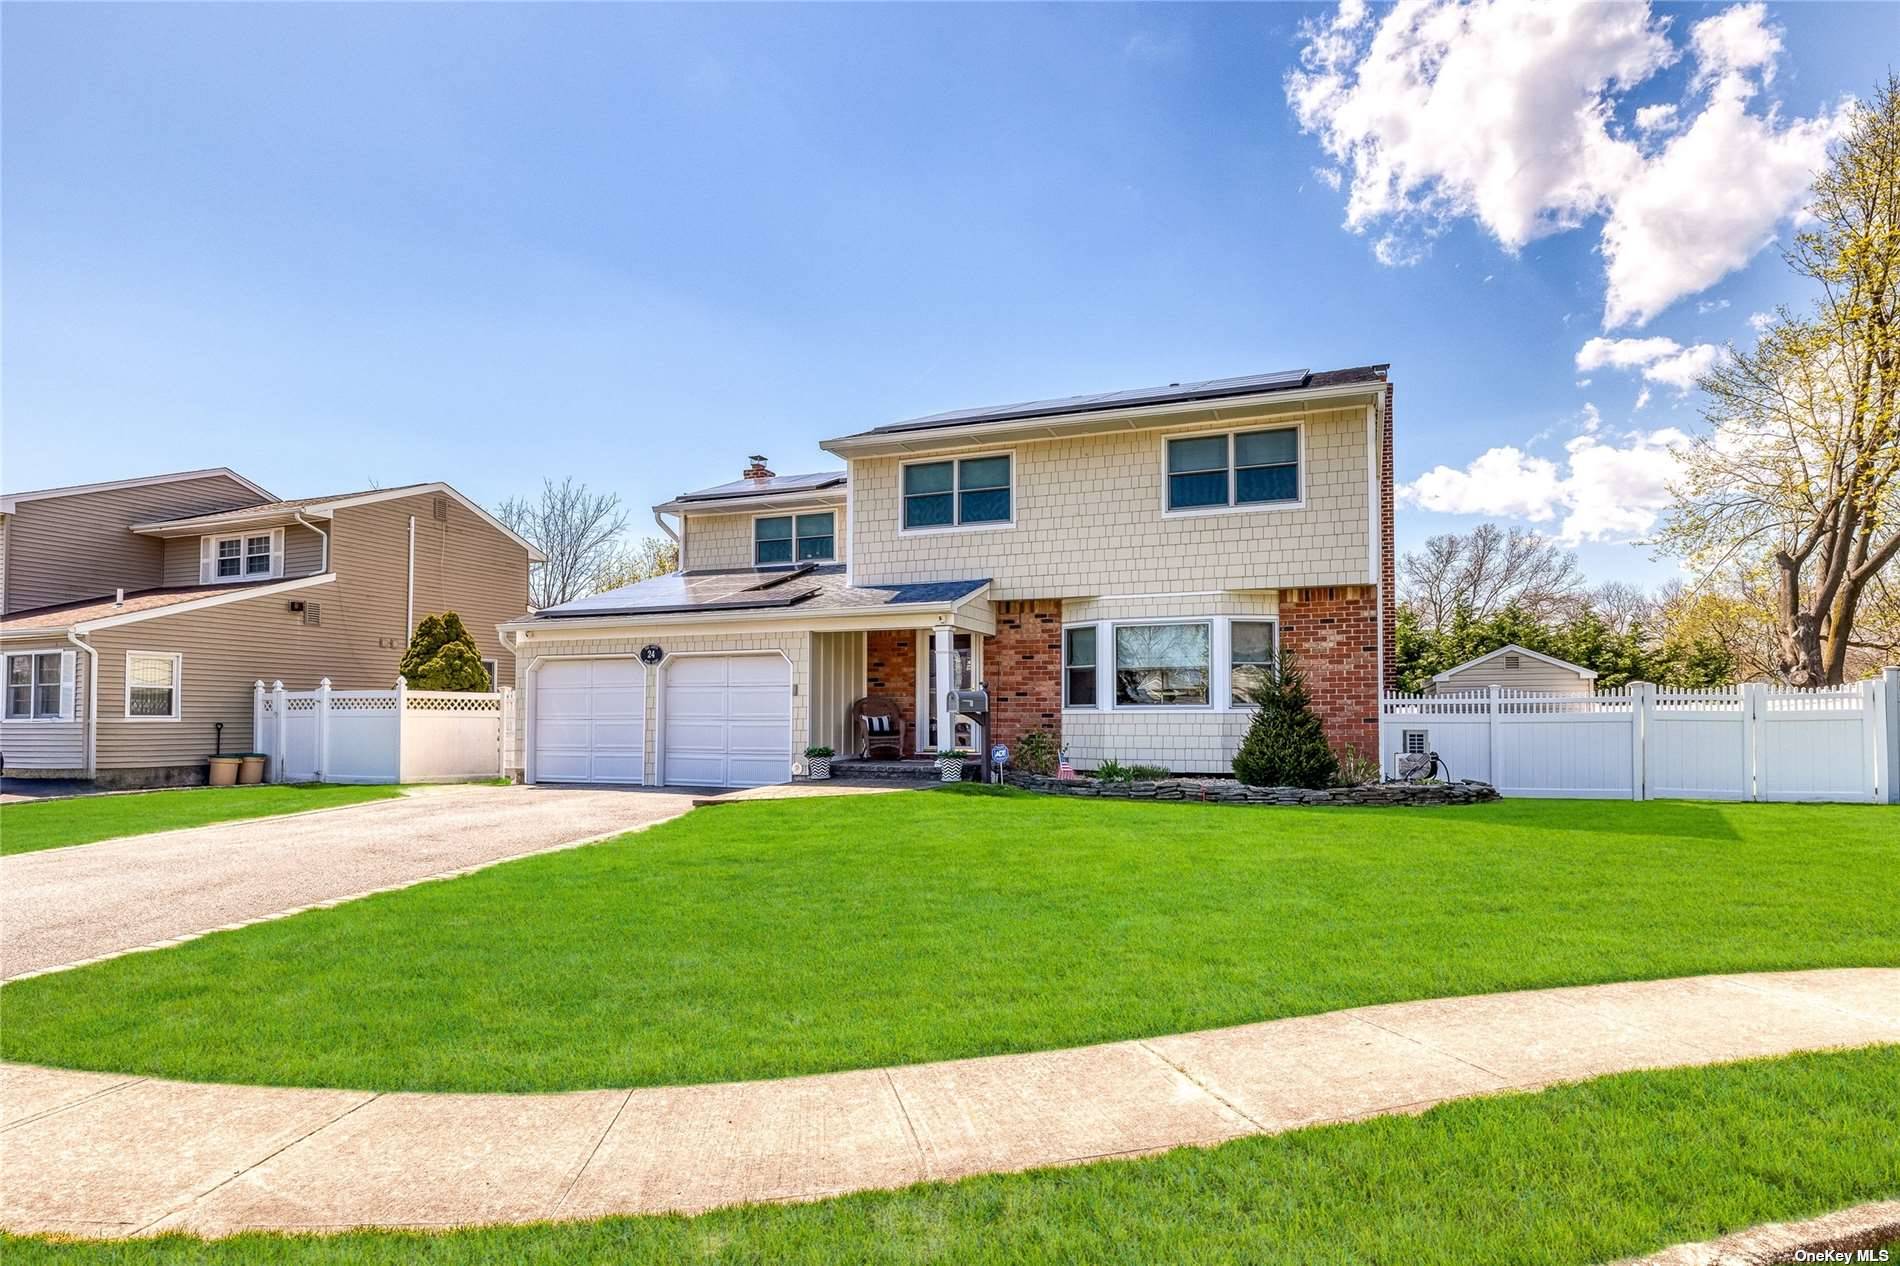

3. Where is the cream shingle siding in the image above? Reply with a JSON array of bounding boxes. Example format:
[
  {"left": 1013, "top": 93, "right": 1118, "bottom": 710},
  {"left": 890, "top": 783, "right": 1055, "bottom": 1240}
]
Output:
[
  {"left": 684, "top": 507, "right": 847, "bottom": 573},
  {"left": 516, "top": 629, "right": 810, "bottom": 784},
  {"left": 849, "top": 406, "right": 1370, "bottom": 600},
  {"left": 1057, "top": 592, "right": 1278, "bottom": 775}
]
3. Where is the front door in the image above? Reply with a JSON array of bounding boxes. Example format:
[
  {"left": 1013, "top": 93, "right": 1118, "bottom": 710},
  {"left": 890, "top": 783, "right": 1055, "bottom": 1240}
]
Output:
[{"left": 923, "top": 633, "right": 976, "bottom": 750}]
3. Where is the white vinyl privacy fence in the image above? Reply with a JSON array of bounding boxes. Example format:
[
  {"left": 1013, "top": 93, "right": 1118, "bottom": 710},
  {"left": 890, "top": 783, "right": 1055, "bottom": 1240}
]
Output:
[
  {"left": 1379, "top": 668, "right": 1899, "bottom": 804},
  {"left": 253, "top": 679, "right": 515, "bottom": 784}
]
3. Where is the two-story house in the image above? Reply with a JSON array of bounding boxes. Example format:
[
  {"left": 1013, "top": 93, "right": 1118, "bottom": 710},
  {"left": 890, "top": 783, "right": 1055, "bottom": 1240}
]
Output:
[
  {"left": 0, "top": 468, "right": 538, "bottom": 787},
  {"left": 502, "top": 365, "right": 1394, "bottom": 787}
]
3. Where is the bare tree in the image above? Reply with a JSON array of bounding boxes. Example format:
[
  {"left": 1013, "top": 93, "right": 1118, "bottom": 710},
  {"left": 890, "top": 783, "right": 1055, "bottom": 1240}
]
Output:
[
  {"left": 1400, "top": 523, "right": 1585, "bottom": 631},
  {"left": 593, "top": 535, "right": 680, "bottom": 593},
  {"left": 497, "top": 478, "right": 630, "bottom": 610},
  {"left": 1659, "top": 77, "right": 1900, "bottom": 684},
  {"left": 1587, "top": 581, "right": 1658, "bottom": 634}
]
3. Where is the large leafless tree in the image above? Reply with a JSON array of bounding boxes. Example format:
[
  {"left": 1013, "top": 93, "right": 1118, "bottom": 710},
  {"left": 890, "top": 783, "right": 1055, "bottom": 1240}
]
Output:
[
  {"left": 1400, "top": 523, "right": 1585, "bottom": 631},
  {"left": 496, "top": 478, "right": 630, "bottom": 610},
  {"left": 1661, "top": 77, "right": 1900, "bottom": 684}
]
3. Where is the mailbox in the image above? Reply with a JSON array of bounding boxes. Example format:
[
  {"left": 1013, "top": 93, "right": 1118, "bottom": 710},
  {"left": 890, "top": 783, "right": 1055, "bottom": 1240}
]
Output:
[{"left": 948, "top": 687, "right": 990, "bottom": 716}]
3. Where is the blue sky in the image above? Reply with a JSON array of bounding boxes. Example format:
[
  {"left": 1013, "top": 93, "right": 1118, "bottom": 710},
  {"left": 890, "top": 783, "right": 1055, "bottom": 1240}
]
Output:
[{"left": 4, "top": 2, "right": 1891, "bottom": 586}]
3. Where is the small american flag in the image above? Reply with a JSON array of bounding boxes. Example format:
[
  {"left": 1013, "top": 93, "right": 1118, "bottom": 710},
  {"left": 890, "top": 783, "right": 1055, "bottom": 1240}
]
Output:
[{"left": 1057, "top": 747, "right": 1077, "bottom": 780}]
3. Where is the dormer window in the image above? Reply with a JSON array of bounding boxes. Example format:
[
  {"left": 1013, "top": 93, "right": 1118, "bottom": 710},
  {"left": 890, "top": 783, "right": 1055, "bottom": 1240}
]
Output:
[
  {"left": 201, "top": 529, "right": 283, "bottom": 583},
  {"left": 754, "top": 512, "right": 834, "bottom": 566}
]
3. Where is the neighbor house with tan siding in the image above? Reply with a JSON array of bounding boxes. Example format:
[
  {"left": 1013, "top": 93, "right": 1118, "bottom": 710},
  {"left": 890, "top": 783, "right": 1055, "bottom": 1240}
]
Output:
[
  {"left": 1430, "top": 644, "right": 1596, "bottom": 696},
  {"left": 1, "top": 470, "right": 538, "bottom": 787},
  {"left": 501, "top": 365, "right": 1396, "bottom": 788}
]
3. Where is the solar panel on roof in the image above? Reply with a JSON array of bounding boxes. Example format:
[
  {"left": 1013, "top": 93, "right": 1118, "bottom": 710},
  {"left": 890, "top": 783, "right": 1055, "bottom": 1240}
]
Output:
[{"left": 874, "top": 369, "right": 1312, "bottom": 434}]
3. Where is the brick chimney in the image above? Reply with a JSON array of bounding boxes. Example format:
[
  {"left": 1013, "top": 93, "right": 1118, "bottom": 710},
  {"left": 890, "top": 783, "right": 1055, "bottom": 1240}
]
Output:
[{"left": 743, "top": 455, "right": 774, "bottom": 480}]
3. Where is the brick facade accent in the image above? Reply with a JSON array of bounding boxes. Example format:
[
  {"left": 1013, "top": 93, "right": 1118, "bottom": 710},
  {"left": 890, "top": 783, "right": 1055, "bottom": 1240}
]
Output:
[
  {"left": 1279, "top": 585, "right": 1380, "bottom": 762},
  {"left": 864, "top": 629, "right": 919, "bottom": 756},
  {"left": 982, "top": 599, "right": 1063, "bottom": 755}
]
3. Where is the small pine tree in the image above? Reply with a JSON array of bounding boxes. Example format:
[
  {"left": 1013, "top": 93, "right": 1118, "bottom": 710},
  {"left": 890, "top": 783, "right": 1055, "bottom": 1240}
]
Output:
[
  {"left": 398, "top": 612, "right": 492, "bottom": 691},
  {"left": 1231, "top": 649, "right": 1339, "bottom": 789}
]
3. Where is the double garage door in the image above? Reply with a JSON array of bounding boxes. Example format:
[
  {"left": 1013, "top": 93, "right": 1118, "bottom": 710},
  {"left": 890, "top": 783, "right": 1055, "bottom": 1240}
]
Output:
[{"left": 532, "top": 655, "right": 791, "bottom": 788}]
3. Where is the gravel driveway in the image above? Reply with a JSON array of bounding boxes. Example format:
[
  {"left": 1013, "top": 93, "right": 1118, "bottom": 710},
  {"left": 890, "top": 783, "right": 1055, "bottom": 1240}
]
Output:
[{"left": 0, "top": 785, "right": 699, "bottom": 979}]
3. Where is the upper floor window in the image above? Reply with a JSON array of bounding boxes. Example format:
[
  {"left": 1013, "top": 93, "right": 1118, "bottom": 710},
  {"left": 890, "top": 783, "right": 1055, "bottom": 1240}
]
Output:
[
  {"left": 903, "top": 454, "right": 1012, "bottom": 530},
  {"left": 1166, "top": 426, "right": 1300, "bottom": 512},
  {"left": 5, "top": 651, "right": 68, "bottom": 720},
  {"left": 754, "top": 512, "right": 835, "bottom": 566},
  {"left": 204, "top": 529, "right": 282, "bottom": 583}
]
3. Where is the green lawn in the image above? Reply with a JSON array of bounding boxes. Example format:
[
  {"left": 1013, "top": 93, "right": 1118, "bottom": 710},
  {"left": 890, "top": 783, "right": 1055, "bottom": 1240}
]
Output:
[
  {"left": 2, "top": 789, "right": 1896, "bottom": 1092},
  {"left": 0, "top": 784, "right": 405, "bottom": 855},
  {"left": 6, "top": 1047, "right": 1897, "bottom": 1264}
]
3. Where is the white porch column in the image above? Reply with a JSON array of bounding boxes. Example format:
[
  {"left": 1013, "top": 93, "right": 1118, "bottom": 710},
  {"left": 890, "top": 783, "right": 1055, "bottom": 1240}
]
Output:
[{"left": 933, "top": 624, "right": 956, "bottom": 754}]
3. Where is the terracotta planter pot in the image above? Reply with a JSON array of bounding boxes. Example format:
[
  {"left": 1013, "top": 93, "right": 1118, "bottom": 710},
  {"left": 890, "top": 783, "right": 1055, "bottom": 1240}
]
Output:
[
  {"left": 238, "top": 755, "right": 267, "bottom": 785},
  {"left": 207, "top": 756, "right": 240, "bottom": 787}
]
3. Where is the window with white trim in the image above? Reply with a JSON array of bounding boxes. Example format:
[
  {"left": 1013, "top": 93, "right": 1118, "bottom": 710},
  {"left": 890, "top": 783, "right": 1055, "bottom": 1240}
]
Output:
[
  {"left": 4, "top": 651, "right": 67, "bottom": 720},
  {"left": 1063, "top": 626, "right": 1097, "bottom": 707},
  {"left": 754, "top": 512, "right": 835, "bottom": 565},
  {"left": 902, "top": 455, "right": 1012, "bottom": 529},
  {"left": 1114, "top": 622, "right": 1210, "bottom": 707},
  {"left": 1166, "top": 426, "right": 1299, "bottom": 511},
  {"left": 1230, "top": 620, "right": 1278, "bottom": 706},
  {"left": 204, "top": 529, "right": 283, "bottom": 582},
  {"left": 481, "top": 658, "right": 499, "bottom": 690},
  {"left": 125, "top": 652, "right": 181, "bottom": 721}
]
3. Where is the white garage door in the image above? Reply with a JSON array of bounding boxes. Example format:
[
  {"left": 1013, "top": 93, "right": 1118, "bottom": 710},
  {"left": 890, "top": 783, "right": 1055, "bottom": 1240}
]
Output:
[
  {"left": 534, "top": 659, "right": 646, "bottom": 784},
  {"left": 662, "top": 655, "right": 793, "bottom": 788}
]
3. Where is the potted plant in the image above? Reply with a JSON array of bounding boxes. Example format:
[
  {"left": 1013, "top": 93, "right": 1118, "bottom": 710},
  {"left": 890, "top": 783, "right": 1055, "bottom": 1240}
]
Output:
[
  {"left": 936, "top": 748, "right": 971, "bottom": 783},
  {"left": 207, "top": 755, "right": 241, "bottom": 787},
  {"left": 237, "top": 753, "right": 268, "bottom": 785},
  {"left": 804, "top": 746, "right": 834, "bottom": 780}
]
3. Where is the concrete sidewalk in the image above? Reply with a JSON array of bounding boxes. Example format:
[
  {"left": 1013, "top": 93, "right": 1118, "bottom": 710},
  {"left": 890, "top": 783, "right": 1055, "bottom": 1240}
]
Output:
[
  {"left": 0, "top": 784, "right": 700, "bottom": 980},
  {"left": 2, "top": 968, "right": 1894, "bottom": 1239}
]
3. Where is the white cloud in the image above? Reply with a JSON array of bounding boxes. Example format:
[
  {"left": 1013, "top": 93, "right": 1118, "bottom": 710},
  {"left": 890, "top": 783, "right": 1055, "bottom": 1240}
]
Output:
[
  {"left": 1124, "top": 29, "right": 1190, "bottom": 62},
  {"left": 1373, "top": 234, "right": 1426, "bottom": 266},
  {"left": 1287, "top": 0, "right": 1849, "bottom": 327},
  {"left": 1634, "top": 102, "right": 1679, "bottom": 135},
  {"left": 1748, "top": 309, "right": 1774, "bottom": 331},
  {"left": 1689, "top": 2, "right": 1780, "bottom": 89},
  {"left": 1634, "top": 387, "right": 1652, "bottom": 410},
  {"left": 1697, "top": 297, "right": 1730, "bottom": 314},
  {"left": 1575, "top": 335, "right": 1721, "bottom": 390},
  {"left": 1400, "top": 412, "right": 1690, "bottom": 542},
  {"left": 1312, "top": 166, "right": 1342, "bottom": 191}
]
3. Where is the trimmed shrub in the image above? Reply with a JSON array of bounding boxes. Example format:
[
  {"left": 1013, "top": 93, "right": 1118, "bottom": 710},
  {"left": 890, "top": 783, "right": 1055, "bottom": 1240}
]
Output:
[
  {"left": 398, "top": 613, "right": 492, "bottom": 692},
  {"left": 1232, "top": 649, "right": 1339, "bottom": 789},
  {"left": 1015, "top": 730, "right": 1059, "bottom": 777}
]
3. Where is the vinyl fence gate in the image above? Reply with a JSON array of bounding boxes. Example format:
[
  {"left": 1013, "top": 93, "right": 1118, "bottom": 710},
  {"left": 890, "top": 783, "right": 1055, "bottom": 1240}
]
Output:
[
  {"left": 1379, "top": 669, "right": 1898, "bottom": 804},
  {"left": 254, "top": 678, "right": 516, "bottom": 784}
]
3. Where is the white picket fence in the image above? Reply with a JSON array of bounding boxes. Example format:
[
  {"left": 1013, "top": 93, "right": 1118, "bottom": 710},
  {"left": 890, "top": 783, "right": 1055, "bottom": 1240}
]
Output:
[
  {"left": 253, "top": 679, "right": 516, "bottom": 785},
  {"left": 1379, "top": 669, "right": 1899, "bottom": 803}
]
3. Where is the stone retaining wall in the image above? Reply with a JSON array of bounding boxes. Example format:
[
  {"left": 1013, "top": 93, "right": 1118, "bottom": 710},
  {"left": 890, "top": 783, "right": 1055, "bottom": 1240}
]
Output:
[{"left": 1005, "top": 772, "right": 1499, "bottom": 807}]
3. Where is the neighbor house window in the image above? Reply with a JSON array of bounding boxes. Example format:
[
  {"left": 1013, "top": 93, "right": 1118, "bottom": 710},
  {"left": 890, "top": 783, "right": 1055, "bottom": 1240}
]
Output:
[
  {"left": 753, "top": 513, "right": 835, "bottom": 565},
  {"left": 124, "top": 652, "right": 181, "bottom": 721},
  {"left": 1230, "top": 620, "right": 1277, "bottom": 705},
  {"left": 481, "top": 658, "right": 499, "bottom": 690},
  {"left": 206, "top": 530, "right": 281, "bottom": 582},
  {"left": 1063, "top": 626, "right": 1097, "bottom": 707},
  {"left": 1166, "top": 426, "right": 1299, "bottom": 511},
  {"left": 902, "top": 455, "right": 1012, "bottom": 529},
  {"left": 5, "top": 652, "right": 66, "bottom": 720},
  {"left": 1114, "top": 622, "right": 1210, "bottom": 706}
]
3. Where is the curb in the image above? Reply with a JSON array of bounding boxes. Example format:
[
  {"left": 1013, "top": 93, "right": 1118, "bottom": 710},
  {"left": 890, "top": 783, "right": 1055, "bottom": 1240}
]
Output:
[{"left": 1620, "top": 1201, "right": 1900, "bottom": 1265}]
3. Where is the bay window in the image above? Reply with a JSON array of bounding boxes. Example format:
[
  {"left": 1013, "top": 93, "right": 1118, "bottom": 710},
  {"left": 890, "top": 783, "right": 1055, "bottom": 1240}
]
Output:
[
  {"left": 1113, "top": 622, "right": 1210, "bottom": 707},
  {"left": 1063, "top": 626, "right": 1097, "bottom": 707},
  {"left": 902, "top": 454, "right": 1012, "bottom": 529},
  {"left": 1165, "top": 425, "right": 1300, "bottom": 512},
  {"left": 1230, "top": 620, "right": 1278, "bottom": 705}
]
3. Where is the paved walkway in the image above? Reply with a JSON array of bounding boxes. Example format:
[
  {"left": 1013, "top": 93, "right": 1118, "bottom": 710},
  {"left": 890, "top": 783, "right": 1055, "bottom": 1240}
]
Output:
[
  {"left": 0, "top": 784, "right": 700, "bottom": 980},
  {"left": 2, "top": 968, "right": 1893, "bottom": 1239}
]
